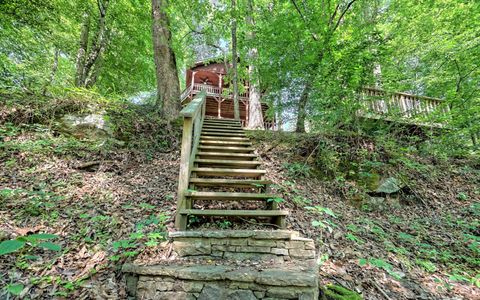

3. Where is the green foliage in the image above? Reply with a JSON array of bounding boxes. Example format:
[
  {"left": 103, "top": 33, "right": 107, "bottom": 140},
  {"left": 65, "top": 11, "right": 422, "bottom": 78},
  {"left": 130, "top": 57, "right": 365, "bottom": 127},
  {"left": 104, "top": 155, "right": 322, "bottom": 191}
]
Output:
[
  {"left": 359, "top": 258, "right": 403, "bottom": 280},
  {"left": 0, "top": 233, "right": 61, "bottom": 256},
  {"left": 323, "top": 284, "right": 362, "bottom": 300},
  {"left": 283, "top": 162, "right": 312, "bottom": 178}
]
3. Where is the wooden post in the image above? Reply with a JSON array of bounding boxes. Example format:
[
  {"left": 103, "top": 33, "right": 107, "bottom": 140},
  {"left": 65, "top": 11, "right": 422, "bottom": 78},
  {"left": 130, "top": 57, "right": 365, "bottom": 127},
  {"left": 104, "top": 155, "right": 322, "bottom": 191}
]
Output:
[{"left": 175, "top": 117, "right": 193, "bottom": 230}]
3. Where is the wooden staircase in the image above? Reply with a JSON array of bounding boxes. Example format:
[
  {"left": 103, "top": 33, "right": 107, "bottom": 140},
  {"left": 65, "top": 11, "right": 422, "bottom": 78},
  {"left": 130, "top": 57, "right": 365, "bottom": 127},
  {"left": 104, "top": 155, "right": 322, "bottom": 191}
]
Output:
[{"left": 175, "top": 92, "right": 287, "bottom": 230}]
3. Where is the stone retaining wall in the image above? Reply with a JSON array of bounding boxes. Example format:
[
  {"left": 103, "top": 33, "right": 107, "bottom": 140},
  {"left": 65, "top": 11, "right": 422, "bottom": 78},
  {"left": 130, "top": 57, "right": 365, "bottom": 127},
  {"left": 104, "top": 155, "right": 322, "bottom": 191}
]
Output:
[
  {"left": 170, "top": 230, "right": 316, "bottom": 262},
  {"left": 123, "top": 265, "right": 318, "bottom": 300},
  {"left": 123, "top": 231, "right": 319, "bottom": 300}
]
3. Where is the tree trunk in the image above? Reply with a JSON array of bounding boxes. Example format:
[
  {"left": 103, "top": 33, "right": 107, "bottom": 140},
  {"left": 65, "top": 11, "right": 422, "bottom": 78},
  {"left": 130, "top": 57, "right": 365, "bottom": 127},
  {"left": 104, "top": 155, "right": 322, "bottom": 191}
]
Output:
[
  {"left": 296, "top": 82, "right": 311, "bottom": 133},
  {"left": 75, "top": 11, "right": 90, "bottom": 87},
  {"left": 43, "top": 48, "right": 60, "bottom": 95},
  {"left": 82, "top": 0, "right": 109, "bottom": 86},
  {"left": 246, "top": 0, "right": 264, "bottom": 129},
  {"left": 231, "top": 0, "right": 240, "bottom": 120},
  {"left": 152, "top": 0, "right": 181, "bottom": 118}
]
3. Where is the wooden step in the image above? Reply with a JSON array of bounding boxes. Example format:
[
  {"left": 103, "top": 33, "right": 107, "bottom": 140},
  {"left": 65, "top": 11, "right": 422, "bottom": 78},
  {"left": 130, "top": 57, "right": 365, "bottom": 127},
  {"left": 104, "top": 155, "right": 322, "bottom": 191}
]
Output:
[
  {"left": 194, "top": 159, "right": 261, "bottom": 168},
  {"left": 197, "top": 152, "right": 257, "bottom": 160},
  {"left": 200, "top": 140, "right": 252, "bottom": 146},
  {"left": 202, "top": 127, "right": 243, "bottom": 132},
  {"left": 198, "top": 146, "right": 255, "bottom": 153},
  {"left": 203, "top": 121, "right": 242, "bottom": 128},
  {"left": 204, "top": 119, "right": 241, "bottom": 124},
  {"left": 179, "top": 209, "right": 288, "bottom": 217},
  {"left": 202, "top": 131, "right": 246, "bottom": 137},
  {"left": 185, "top": 191, "right": 275, "bottom": 201},
  {"left": 189, "top": 178, "right": 271, "bottom": 187},
  {"left": 192, "top": 168, "right": 266, "bottom": 177},
  {"left": 202, "top": 126, "right": 244, "bottom": 131},
  {"left": 201, "top": 136, "right": 249, "bottom": 141}
]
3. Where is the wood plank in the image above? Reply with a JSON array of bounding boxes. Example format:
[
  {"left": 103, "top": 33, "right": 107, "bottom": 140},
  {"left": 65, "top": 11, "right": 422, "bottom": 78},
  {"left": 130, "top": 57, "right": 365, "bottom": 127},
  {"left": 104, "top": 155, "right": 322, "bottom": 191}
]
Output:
[
  {"left": 185, "top": 191, "right": 275, "bottom": 200},
  {"left": 202, "top": 129, "right": 247, "bottom": 137},
  {"left": 196, "top": 152, "right": 256, "bottom": 161},
  {"left": 194, "top": 159, "right": 261, "bottom": 168},
  {"left": 197, "top": 152, "right": 256, "bottom": 157},
  {"left": 189, "top": 178, "right": 271, "bottom": 187},
  {"left": 179, "top": 209, "right": 288, "bottom": 217},
  {"left": 198, "top": 146, "right": 255, "bottom": 153},
  {"left": 201, "top": 136, "right": 249, "bottom": 141},
  {"left": 200, "top": 140, "right": 252, "bottom": 146},
  {"left": 192, "top": 168, "right": 265, "bottom": 177},
  {"left": 202, "top": 125, "right": 243, "bottom": 130}
]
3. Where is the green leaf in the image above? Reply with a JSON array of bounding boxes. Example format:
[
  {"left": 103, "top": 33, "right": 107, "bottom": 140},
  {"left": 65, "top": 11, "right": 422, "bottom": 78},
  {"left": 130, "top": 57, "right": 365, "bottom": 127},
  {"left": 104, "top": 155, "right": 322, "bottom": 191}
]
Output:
[
  {"left": 37, "top": 242, "right": 61, "bottom": 251},
  {"left": 0, "top": 240, "right": 25, "bottom": 255},
  {"left": 6, "top": 283, "right": 24, "bottom": 296},
  {"left": 359, "top": 258, "right": 368, "bottom": 266},
  {"left": 28, "top": 233, "right": 58, "bottom": 240}
]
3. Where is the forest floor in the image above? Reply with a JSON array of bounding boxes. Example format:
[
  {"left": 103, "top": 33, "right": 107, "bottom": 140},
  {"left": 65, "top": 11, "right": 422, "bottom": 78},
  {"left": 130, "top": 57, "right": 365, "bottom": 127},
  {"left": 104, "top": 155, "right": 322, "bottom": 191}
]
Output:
[{"left": 1, "top": 98, "right": 479, "bottom": 299}]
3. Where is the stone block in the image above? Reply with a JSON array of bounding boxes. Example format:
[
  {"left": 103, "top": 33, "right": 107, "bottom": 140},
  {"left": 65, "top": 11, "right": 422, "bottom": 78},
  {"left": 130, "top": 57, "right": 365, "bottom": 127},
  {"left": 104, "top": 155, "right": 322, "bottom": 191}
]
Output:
[
  {"left": 266, "top": 286, "right": 300, "bottom": 298},
  {"left": 248, "top": 239, "right": 277, "bottom": 247},
  {"left": 224, "top": 252, "right": 278, "bottom": 261},
  {"left": 125, "top": 274, "right": 138, "bottom": 298},
  {"left": 154, "top": 291, "right": 193, "bottom": 300},
  {"left": 175, "top": 281, "right": 204, "bottom": 293},
  {"left": 255, "top": 270, "right": 318, "bottom": 287},
  {"left": 230, "top": 238, "right": 248, "bottom": 246},
  {"left": 289, "top": 249, "right": 315, "bottom": 259},
  {"left": 211, "top": 250, "right": 224, "bottom": 257},
  {"left": 276, "top": 241, "right": 286, "bottom": 248},
  {"left": 236, "top": 246, "right": 272, "bottom": 253},
  {"left": 156, "top": 281, "right": 174, "bottom": 291},
  {"left": 212, "top": 245, "right": 236, "bottom": 252},
  {"left": 228, "top": 289, "right": 257, "bottom": 300},
  {"left": 173, "top": 240, "right": 211, "bottom": 256},
  {"left": 210, "top": 238, "right": 229, "bottom": 245},
  {"left": 254, "top": 291, "right": 266, "bottom": 298},
  {"left": 251, "top": 230, "right": 297, "bottom": 240},
  {"left": 198, "top": 284, "right": 227, "bottom": 300},
  {"left": 285, "top": 241, "right": 306, "bottom": 249},
  {"left": 270, "top": 248, "right": 289, "bottom": 256}
]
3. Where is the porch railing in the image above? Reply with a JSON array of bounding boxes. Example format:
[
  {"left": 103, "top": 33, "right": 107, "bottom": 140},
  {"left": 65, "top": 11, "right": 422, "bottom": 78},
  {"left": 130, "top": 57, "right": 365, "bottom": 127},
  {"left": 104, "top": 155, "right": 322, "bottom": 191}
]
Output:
[
  {"left": 175, "top": 91, "right": 206, "bottom": 229},
  {"left": 181, "top": 83, "right": 249, "bottom": 102},
  {"left": 361, "top": 87, "right": 450, "bottom": 125}
]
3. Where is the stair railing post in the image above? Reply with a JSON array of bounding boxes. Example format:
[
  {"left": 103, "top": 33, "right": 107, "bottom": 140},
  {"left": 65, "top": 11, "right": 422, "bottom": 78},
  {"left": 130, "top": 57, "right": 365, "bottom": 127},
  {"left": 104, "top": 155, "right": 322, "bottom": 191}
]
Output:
[
  {"left": 175, "top": 91, "right": 207, "bottom": 230},
  {"left": 175, "top": 116, "right": 193, "bottom": 230}
]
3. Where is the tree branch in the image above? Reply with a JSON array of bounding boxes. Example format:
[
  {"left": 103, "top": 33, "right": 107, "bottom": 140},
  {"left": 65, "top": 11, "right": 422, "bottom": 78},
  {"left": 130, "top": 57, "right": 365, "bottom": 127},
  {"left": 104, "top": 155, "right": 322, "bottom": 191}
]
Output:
[{"left": 332, "top": 0, "right": 358, "bottom": 32}]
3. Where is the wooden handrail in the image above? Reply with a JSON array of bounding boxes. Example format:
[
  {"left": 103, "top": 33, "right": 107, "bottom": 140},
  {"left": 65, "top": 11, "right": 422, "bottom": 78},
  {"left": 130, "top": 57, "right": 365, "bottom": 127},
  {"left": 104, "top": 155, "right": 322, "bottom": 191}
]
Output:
[
  {"left": 361, "top": 87, "right": 450, "bottom": 121},
  {"left": 175, "top": 91, "right": 207, "bottom": 229}
]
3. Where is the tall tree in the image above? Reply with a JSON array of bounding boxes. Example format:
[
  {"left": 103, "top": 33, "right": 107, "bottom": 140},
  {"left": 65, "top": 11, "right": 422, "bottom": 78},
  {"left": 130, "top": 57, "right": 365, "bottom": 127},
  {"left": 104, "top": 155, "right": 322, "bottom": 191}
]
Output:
[
  {"left": 291, "top": 0, "right": 359, "bottom": 132},
  {"left": 74, "top": 0, "right": 110, "bottom": 88},
  {"left": 246, "top": 0, "right": 264, "bottom": 129},
  {"left": 151, "top": 0, "right": 181, "bottom": 117},
  {"left": 231, "top": 0, "right": 240, "bottom": 120}
]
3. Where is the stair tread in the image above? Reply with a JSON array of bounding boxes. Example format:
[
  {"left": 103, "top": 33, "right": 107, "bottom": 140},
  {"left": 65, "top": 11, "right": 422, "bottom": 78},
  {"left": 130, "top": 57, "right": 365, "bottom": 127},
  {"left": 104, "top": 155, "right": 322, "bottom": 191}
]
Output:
[
  {"left": 179, "top": 209, "right": 288, "bottom": 217},
  {"left": 189, "top": 178, "right": 271, "bottom": 185},
  {"left": 202, "top": 131, "right": 247, "bottom": 138},
  {"left": 186, "top": 191, "right": 275, "bottom": 200},
  {"left": 198, "top": 146, "right": 255, "bottom": 152},
  {"left": 192, "top": 167, "right": 265, "bottom": 173},
  {"left": 200, "top": 140, "right": 252, "bottom": 145},
  {"left": 195, "top": 159, "right": 261, "bottom": 165},
  {"left": 201, "top": 136, "right": 249, "bottom": 141},
  {"left": 202, "top": 124, "right": 245, "bottom": 133},
  {"left": 197, "top": 152, "right": 257, "bottom": 157}
]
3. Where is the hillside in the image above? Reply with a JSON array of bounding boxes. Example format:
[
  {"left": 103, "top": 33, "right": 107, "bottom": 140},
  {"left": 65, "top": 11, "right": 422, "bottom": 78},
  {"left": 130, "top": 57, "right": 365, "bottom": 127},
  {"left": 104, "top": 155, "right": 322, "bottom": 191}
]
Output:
[{"left": 1, "top": 94, "right": 479, "bottom": 299}]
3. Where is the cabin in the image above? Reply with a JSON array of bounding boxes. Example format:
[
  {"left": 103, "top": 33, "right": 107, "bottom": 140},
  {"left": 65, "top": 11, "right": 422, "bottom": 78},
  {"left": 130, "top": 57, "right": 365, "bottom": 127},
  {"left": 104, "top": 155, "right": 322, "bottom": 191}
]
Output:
[{"left": 180, "top": 60, "right": 275, "bottom": 129}]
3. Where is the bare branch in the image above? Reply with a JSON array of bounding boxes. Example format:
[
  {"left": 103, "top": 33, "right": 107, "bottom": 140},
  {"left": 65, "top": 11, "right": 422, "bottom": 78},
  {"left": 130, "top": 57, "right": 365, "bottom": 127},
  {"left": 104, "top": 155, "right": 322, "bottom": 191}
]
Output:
[{"left": 332, "top": 0, "right": 358, "bottom": 32}]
